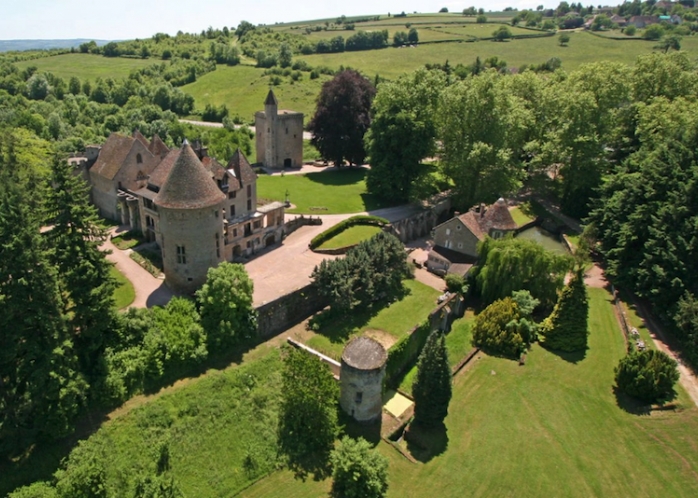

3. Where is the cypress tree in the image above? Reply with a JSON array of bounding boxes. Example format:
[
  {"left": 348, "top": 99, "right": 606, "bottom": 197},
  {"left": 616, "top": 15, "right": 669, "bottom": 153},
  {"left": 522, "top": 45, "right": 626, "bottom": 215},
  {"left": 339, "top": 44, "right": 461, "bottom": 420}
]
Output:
[
  {"left": 540, "top": 267, "right": 589, "bottom": 352},
  {"left": 412, "top": 330, "right": 452, "bottom": 427},
  {"left": 44, "top": 158, "right": 117, "bottom": 375}
]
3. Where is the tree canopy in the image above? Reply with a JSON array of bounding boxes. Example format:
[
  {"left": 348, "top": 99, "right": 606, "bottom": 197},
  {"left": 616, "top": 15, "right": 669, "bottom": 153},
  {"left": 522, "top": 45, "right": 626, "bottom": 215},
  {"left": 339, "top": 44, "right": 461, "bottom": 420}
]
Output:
[
  {"left": 539, "top": 267, "right": 589, "bottom": 352},
  {"left": 330, "top": 436, "right": 389, "bottom": 498},
  {"left": 308, "top": 69, "right": 376, "bottom": 166},
  {"left": 615, "top": 349, "right": 679, "bottom": 404}
]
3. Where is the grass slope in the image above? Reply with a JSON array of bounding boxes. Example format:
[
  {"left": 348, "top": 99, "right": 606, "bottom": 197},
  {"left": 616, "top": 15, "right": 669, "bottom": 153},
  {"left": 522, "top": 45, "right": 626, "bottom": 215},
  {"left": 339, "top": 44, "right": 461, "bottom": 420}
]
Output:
[
  {"left": 111, "top": 266, "right": 135, "bottom": 309},
  {"left": 244, "top": 287, "right": 698, "bottom": 497},
  {"left": 182, "top": 64, "right": 330, "bottom": 122},
  {"left": 256, "top": 168, "right": 393, "bottom": 214},
  {"left": 305, "top": 279, "right": 441, "bottom": 359},
  {"left": 298, "top": 32, "right": 698, "bottom": 79},
  {"left": 14, "top": 53, "right": 155, "bottom": 81}
]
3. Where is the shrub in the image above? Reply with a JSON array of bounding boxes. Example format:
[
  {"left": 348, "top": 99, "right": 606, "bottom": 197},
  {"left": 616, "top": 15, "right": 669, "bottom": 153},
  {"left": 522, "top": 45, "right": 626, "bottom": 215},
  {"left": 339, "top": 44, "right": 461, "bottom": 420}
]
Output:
[
  {"left": 624, "top": 25, "right": 637, "bottom": 36},
  {"left": 444, "top": 274, "right": 467, "bottom": 295},
  {"left": 412, "top": 331, "right": 452, "bottom": 427},
  {"left": 476, "top": 15, "right": 488, "bottom": 23},
  {"left": 615, "top": 349, "right": 679, "bottom": 404},
  {"left": 472, "top": 298, "right": 526, "bottom": 358},
  {"left": 539, "top": 267, "right": 589, "bottom": 352},
  {"left": 330, "top": 436, "right": 388, "bottom": 498}
]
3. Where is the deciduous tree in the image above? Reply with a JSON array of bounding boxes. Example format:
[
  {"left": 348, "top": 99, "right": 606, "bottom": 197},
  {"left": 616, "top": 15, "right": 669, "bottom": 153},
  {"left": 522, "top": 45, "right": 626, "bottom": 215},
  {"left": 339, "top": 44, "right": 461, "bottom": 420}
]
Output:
[
  {"left": 196, "top": 262, "right": 256, "bottom": 350},
  {"left": 330, "top": 436, "right": 388, "bottom": 498},
  {"left": 308, "top": 69, "right": 376, "bottom": 166},
  {"left": 472, "top": 297, "right": 526, "bottom": 358},
  {"left": 366, "top": 68, "right": 446, "bottom": 202}
]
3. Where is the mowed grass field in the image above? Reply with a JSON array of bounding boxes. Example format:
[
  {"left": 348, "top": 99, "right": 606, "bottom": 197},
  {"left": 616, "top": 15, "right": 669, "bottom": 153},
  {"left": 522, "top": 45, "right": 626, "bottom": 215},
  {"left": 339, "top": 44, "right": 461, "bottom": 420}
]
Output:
[
  {"left": 14, "top": 53, "right": 154, "bottom": 81},
  {"left": 256, "top": 167, "right": 394, "bottom": 214},
  {"left": 243, "top": 287, "right": 698, "bottom": 497},
  {"left": 317, "top": 224, "right": 383, "bottom": 249},
  {"left": 182, "top": 64, "right": 331, "bottom": 122},
  {"left": 110, "top": 265, "right": 135, "bottom": 309}
]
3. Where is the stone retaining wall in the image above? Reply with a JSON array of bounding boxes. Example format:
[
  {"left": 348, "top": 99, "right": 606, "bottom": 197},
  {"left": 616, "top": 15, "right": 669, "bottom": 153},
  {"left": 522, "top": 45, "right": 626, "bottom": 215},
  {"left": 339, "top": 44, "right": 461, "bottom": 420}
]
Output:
[{"left": 256, "top": 283, "right": 327, "bottom": 339}]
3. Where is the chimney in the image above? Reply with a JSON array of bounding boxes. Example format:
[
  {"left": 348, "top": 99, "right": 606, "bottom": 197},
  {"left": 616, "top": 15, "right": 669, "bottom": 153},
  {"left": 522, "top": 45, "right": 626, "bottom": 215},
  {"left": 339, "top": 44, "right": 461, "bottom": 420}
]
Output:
[
  {"left": 454, "top": 211, "right": 460, "bottom": 218},
  {"left": 480, "top": 203, "right": 485, "bottom": 218}
]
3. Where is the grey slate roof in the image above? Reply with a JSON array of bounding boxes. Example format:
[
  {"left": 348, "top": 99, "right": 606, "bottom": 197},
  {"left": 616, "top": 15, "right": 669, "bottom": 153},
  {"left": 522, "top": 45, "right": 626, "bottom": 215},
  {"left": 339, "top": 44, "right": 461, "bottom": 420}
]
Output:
[
  {"left": 155, "top": 143, "right": 225, "bottom": 210},
  {"left": 342, "top": 336, "right": 387, "bottom": 370}
]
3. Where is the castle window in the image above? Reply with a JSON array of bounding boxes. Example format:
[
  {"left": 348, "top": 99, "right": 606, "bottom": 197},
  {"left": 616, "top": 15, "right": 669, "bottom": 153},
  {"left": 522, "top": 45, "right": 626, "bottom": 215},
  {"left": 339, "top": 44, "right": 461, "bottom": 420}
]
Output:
[
  {"left": 247, "top": 199, "right": 252, "bottom": 211},
  {"left": 233, "top": 228, "right": 238, "bottom": 237},
  {"left": 176, "top": 245, "right": 186, "bottom": 264},
  {"left": 456, "top": 224, "right": 461, "bottom": 231},
  {"left": 136, "top": 153, "right": 142, "bottom": 164},
  {"left": 228, "top": 191, "right": 236, "bottom": 199},
  {"left": 216, "top": 233, "right": 220, "bottom": 258},
  {"left": 214, "top": 209, "right": 219, "bottom": 218},
  {"left": 355, "top": 392, "right": 363, "bottom": 404},
  {"left": 247, "top": 185, "right": 252, "bottom": 197},
  {"left": 285, "top": 127, "right": 288, "bottom": 134},
  {"left": 230, "top": 205, "right": 236, "bottom": 217},
  {"left": 253, "top": 220, "right": 261, "bottom": 229}
]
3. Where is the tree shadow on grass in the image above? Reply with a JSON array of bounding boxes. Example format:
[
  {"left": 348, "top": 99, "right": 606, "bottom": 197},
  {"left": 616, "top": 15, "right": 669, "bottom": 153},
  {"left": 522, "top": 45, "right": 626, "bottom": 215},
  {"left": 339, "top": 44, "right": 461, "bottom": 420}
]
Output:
[
  {"left": 542, "top": 346, "right": 587, "bottom": 364},
  {"left": 613, "top": 386, "right": 679, "bottom": 416},
  {"left": 338, "top": 410, "right": 382, "bottom": 446},
  {"left": 284, "top": 450, "right": 333, "bottom": 482},
  {"left": 403, "top": 421, "right": 449, "bottom": 463},
  {"left": 305, "top": 168, "right": 367, "bottom": 186}
]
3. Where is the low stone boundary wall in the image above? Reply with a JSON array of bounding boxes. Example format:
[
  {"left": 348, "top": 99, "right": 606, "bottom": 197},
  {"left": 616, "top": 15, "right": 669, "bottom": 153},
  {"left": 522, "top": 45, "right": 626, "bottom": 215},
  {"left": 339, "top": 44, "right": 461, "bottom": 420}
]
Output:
[
  {"left": 256, "top": 283, "right": 327, "bottom": 339},
  {"left": 286, "top": 338, "right": 341, "bottom": 378},
  {"left": 284, "top": 215, "right": 322, "bottom": 237}
]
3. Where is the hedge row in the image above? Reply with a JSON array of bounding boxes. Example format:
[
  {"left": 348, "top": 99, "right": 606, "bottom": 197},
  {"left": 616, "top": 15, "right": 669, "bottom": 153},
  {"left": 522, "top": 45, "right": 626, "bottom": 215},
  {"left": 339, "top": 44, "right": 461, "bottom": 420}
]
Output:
[
  {"left": 384, "top": 320, "right": 431, "bottom": 387},
  {"left": 309, "top": 215, "right": 389, "bottom": 249}
]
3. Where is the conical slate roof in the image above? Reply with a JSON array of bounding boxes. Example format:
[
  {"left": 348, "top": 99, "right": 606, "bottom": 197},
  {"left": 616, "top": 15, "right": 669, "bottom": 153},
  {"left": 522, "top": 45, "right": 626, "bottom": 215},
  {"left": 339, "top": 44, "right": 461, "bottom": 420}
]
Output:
[
  {"left": 264, "top": 88, "right": 278, "bottom": 106},
  {"left": 480, "top": 198, "right": 517, "bottom": 232},
  {"left": 155, "top": 142, "right": 225, "bottom": 210},
  {"left": 227, "top": 148, "right": 257, "bottom": 186}
]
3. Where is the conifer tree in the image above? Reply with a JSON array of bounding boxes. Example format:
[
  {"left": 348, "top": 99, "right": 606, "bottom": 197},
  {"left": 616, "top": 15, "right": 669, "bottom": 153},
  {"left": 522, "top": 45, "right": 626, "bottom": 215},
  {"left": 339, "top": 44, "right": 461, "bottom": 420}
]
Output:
[
  {"left": 540, "top": 267, "right": 589, "bottom": 352},
  {"left": 412, "top": 330, "right": 452, "bottom": 427},
  {"left": 0, "top": 155, "right": 86, "bottom": 456},
  {"left": 44, "top": 158, "right": 117, "bottom": 375}
]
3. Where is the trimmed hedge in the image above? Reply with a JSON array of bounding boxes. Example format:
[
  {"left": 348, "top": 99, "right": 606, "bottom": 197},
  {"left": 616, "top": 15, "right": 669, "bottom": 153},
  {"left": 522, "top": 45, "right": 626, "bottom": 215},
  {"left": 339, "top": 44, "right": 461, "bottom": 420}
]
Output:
[
  {"left": 309, "top": 215, "right": 389, "bottom": 250},
  {"left": 385, "top": 320, "right": 431, "bottom": 387}
]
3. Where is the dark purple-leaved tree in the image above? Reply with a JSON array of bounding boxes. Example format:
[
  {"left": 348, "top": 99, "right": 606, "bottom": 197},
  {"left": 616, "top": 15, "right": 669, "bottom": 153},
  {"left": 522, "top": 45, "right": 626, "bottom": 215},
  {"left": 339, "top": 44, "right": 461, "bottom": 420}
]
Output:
[{"left": 308, "top": 69, "right": 375, "bottom": 166}]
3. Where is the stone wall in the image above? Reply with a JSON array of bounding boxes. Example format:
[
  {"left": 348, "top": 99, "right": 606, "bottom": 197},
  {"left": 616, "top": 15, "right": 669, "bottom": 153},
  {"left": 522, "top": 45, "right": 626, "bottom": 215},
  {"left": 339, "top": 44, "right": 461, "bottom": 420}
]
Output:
[
  {"left": 284, "top": 215, "right": 322, "bottom": 237},
  {"left": 386, "top": 192, "right": 452, "bottom": 244},
  {"left": 256, "top": 283, "right": 328, "bottom": 339}
]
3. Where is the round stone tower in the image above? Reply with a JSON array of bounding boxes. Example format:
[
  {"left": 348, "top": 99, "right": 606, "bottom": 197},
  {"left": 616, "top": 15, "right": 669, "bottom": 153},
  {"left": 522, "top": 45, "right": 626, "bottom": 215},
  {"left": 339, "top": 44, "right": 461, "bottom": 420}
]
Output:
[
  {"left": 154, "top": 141, "right": 225, "bottom": 294},
  {"left": 340, "top": 336, "right": 387, "bottom": 423}
]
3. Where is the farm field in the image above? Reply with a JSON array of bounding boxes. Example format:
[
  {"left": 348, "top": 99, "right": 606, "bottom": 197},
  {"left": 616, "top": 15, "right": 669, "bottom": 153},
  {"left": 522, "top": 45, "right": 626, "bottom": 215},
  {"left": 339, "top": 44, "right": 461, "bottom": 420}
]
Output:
[
  {"left": 243, "top": 287, "right": 698, "bottom": 497},
  {"left": 306, "top": 279, "right": 442, "bottom": 360},
  {"left": 14, "top": 53, "right": 154, "bottom": 81},
  {"left": 298, "top": 31, "right": 698, "bottom": 78},
  {"left": 256, "top": 167, "right": 394, "bottom": 214}
]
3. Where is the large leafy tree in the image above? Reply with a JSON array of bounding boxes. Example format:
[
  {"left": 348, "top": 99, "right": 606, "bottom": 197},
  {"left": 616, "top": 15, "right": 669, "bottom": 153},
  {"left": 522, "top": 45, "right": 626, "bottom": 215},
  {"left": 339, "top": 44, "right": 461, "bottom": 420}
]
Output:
[
  {"left": 472, "top": 237, "right": 572, "bottom": 311},
  {"left": 330, "top": 436, "right": 389, "bottom": 498},
  {"left": 615, "top": 349, "right": 679, "bottom": 405},
  {"left": 44, "top": 158, "right": 117, "bottom": 375},
  {"left": 365, "top": 68, "right": 446, "bottom": 202},
  {"left": 278, "top": 347, "right": 339, "bottom": 459},
  {"left": 412, "top": 331, "right": 452, "bottom": 427},
  {"left": 196, "top": 262, "right": 256, "bottom": 350},
  {"left": 539, "top": 267, "right": 589, "bottom": 352},
  {"left": 439, "top": 69, "right": 531, "bottom": 209},
  {"left": 308, "top": 69, "right": 376, "bottom": 166},
  {"left": 0, "top": 146, "right": 87, "bottom": 457}
]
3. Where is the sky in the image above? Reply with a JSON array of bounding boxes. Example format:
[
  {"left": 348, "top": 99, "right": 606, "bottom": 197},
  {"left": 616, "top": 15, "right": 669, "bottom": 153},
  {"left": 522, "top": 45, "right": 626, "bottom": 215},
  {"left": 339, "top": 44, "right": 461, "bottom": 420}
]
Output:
[{"left": 1, "top": 0, "right": 563, "bottom": 41}]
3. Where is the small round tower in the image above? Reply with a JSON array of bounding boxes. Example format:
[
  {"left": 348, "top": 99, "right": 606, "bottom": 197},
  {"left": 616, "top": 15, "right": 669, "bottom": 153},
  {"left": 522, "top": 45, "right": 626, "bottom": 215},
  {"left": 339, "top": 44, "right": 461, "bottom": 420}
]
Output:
[
  {"left": 154, "top": 141, "right": 225, "bottom": 294},
  {"left": 340, "top": 336, "right": 387, "bottom": 423}
]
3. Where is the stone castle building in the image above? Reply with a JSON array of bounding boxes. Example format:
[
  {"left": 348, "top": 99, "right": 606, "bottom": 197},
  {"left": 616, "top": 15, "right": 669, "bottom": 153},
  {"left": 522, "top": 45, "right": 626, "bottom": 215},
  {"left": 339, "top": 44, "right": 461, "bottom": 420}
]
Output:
[
  {"left": 74, "top": 130, "right": 285, "bottom": 294},
  {"left": 254, "top": 89, "right": 303, "bottom": 170}
]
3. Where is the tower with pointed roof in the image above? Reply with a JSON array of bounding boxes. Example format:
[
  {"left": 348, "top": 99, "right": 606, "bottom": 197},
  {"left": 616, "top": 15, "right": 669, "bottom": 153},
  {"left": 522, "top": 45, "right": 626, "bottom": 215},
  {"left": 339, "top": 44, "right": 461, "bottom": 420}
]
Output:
[
  {"left": 255, "top": 89, "right": 303, "bottom": 169},
  {"left": 154, "top": 140, "right": 226, "bottom": 293}
]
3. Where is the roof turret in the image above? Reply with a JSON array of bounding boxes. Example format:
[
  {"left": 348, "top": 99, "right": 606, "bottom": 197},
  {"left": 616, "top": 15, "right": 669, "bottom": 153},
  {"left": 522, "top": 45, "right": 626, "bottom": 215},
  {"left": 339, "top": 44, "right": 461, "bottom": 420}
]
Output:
[
  {"left": 264, "top": 88, "right": 278, "bottom": 107},
  {"left": 155, "top": 142, "right": 225, "bottom": 210}
]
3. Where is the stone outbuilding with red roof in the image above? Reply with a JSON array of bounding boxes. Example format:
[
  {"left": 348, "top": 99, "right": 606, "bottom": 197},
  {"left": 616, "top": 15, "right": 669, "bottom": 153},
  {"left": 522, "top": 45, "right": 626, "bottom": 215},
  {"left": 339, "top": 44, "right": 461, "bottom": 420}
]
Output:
[{"left": 427, "top": 198, "right": 518, "bottom": 276}]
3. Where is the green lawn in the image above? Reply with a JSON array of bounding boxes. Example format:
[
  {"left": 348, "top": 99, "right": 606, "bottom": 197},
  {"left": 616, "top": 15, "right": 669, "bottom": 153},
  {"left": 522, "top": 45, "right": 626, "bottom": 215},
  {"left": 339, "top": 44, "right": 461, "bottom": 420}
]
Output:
[
  {"left": 14, "top": 53, "right": 155, "bottom": 81},
  {"left": 111, "top": 266, "right": 135, "bottom": 309},
  {"left": 256, "top": 168, "right": 394, "bottom": 214},
  {"left": 111, "top": 230, "right": 144, "bottom": 250},
  {"left": 509, "top": 206, "right": 535, "bottom": 227},
  {"left": 305, "top": 279, "right": 441, "bottom": 360},
  {"left": 243, "top": 287, "right": 698, "bottom": 497},
  {"left": 317, "top": 225, "right": 383, "bottom": 249},
  {"left": 182, "top": 64, "right": 331, "bottom": 123},
  {"left": 398, "top": 310, "right": 476, "bottom": 395}
]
